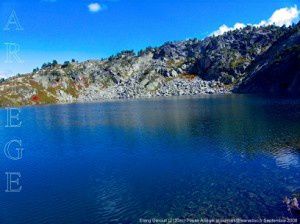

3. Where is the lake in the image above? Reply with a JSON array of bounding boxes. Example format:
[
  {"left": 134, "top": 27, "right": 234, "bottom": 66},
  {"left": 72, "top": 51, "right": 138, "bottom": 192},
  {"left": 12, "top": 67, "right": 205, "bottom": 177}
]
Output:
[{"left": 0, "top": 95, "right": 299, "bottom": 223}]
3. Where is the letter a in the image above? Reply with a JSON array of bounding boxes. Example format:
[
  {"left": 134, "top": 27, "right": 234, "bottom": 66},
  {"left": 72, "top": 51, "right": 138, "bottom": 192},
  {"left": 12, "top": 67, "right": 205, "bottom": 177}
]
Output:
[{"left": 4, "top": 10, "right": 23, "bottom": 31}]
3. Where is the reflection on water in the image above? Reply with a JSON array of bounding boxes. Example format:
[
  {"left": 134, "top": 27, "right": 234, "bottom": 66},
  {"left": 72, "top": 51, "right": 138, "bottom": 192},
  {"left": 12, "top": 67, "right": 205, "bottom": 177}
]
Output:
[
  {"left": 274, "top": 148, "right": 299, "bottom": 169},
  {"left": 0, "top": 95, "right": 299, "bottom": 223}
]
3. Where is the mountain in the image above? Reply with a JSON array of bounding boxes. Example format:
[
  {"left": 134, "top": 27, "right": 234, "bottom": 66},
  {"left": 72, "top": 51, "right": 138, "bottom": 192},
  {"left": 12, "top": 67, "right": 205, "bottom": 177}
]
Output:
[{"left": 0, "top": 23, "right": 299, "bottom": 107}]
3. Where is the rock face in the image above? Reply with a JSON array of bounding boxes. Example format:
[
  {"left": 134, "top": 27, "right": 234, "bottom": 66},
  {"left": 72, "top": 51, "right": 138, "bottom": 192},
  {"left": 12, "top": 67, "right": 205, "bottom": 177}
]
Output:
[
  {"left": 234, "top": 23, "right": 300, "bottom": 96},
  {"left": 0, "top": 23, "right": 299, "bottom": 107}
]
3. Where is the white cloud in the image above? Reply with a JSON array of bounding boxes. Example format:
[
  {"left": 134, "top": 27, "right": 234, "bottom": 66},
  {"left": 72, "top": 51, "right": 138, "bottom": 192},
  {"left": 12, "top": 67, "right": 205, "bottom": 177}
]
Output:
[
  {"left": 211, "top": 5, "right": 299, "bottom": 36},
  {"left": 267, "top": 5, "right": 299, "bottom": 26},
  {"left": 211, "top": 23, "right": 246, "bottom": 36},
  {"left": 233, "top": 22, "right": 246, "bottom": 29},
  {"left": 211, "top": 25, "right": 229, "bottom": 36},
  {"left": 88, "top": 3, "right": 102, "bottom": 13}
]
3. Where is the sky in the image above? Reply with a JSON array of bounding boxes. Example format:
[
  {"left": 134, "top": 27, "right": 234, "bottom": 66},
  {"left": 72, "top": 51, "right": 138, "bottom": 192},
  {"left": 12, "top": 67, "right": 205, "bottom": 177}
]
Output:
[{"left": 0, "top": 0, "right": 299, "bottom": 76}]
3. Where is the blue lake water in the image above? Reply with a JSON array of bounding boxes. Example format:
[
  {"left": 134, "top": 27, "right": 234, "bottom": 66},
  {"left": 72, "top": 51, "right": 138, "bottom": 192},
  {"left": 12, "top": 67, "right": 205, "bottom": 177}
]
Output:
[{"left": 0, "top": 95, "right": 299, "bottom": 223}]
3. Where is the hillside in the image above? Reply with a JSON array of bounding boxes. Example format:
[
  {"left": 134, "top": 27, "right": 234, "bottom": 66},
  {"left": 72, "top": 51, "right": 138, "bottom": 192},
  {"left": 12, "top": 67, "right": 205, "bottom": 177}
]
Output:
[
  {"left": 234, "top": 23, "right": 300, "bottom": 95},
  {"left": 0, "top": 23, "right": 298, "bottom": 107}
]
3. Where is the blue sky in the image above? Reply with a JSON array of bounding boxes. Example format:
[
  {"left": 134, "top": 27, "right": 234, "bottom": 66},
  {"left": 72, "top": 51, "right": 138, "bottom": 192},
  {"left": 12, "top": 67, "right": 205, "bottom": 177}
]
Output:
[{"left": 0, "top": 0, "right": 299, "bottom": 76}]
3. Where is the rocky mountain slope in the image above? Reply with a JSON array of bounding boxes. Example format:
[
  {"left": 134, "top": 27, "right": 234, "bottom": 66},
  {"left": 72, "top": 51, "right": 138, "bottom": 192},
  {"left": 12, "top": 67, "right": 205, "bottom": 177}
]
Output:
[
  {"left": 0, "top": 23, "right": 299, "bottom": 107},
  {"left": 234, "top": 23, "right": 300, "bottom": 95}
]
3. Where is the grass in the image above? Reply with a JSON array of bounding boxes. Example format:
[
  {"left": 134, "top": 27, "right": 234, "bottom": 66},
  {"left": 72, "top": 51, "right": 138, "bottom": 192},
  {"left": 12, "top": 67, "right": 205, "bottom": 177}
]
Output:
[{"left": 230, "top": 57, "right": 249, "bottom": 69}]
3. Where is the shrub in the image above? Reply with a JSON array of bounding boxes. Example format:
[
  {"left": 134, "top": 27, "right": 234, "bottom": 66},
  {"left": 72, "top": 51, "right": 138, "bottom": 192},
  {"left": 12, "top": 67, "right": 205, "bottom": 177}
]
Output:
[
  {"left": 41, "top": 62, "right": 52, "bottom": 69},
  {"left": 32, "top": 67, "right": 39, "bottom": 73},
  {"left": 41, "top": 63, "right": 48, "bottom": 69},
  {"left": 62, "top": 61, "right": 70, "bottom": 68},
  {"left": 220, "top": 74, "right": 234, "bottom": 85},
  {"left": 52, "top": 60, "right": 58, "bottom": 66}
]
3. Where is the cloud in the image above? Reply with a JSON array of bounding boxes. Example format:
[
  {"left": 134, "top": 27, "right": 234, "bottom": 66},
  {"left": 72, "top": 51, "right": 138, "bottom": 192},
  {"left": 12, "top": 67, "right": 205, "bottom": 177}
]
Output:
[
  {"left": 211, "top": 5, "right": 299, "bottom": 36},
  {"left": 212, "top": 23, "right": 246, "bottom": 36},
  {"left": 88, "top": 3, "right": 102, "bottom": 13},
  {"left": 266, "top": 5, "right": 299, "bottom": 26}
]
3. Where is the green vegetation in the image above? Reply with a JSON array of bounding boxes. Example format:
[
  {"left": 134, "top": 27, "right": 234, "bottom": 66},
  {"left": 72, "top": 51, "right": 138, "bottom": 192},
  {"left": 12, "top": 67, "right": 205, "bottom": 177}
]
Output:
[
  {"left": 52, "top": 60, "right": 58, "bottom": 66},
  {"left": 230, "top": 57, "right": 249, "bottom": 69},
  {"left": 220, "top": 74, "right": 234, "bottom": 85},
  {"left": 62, "top": 61, "right": 70, "bottom": 68},
  {"left": 41, "top": 60, "right": 58, "bottom": 69},
  {"left": 166, "top": 59, "right": 185, "bottom": 68},
  {"left": 32, "top": 67, "right": 39, "bottom": 73},
  {"left": 65, "top": 81, "right": 78, "bottom": 98},
  {"left": 29, "top": 80, "right": 58, "bottom": 104}
]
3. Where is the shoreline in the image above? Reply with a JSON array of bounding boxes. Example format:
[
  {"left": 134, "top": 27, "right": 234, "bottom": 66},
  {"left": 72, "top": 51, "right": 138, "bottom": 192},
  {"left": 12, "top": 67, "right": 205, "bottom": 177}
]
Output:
[
  {"left": 2, "top": 91, "right": 300, "bottom": 109},
  {"left": 0, "top": 92, "right": 233, "bottom": 109}
]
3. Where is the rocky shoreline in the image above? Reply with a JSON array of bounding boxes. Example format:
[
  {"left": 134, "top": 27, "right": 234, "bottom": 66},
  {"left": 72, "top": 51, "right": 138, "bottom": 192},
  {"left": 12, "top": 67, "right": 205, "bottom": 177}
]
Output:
[{"left": 77, "top": 77, "right": 229, "bottom": 103}]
